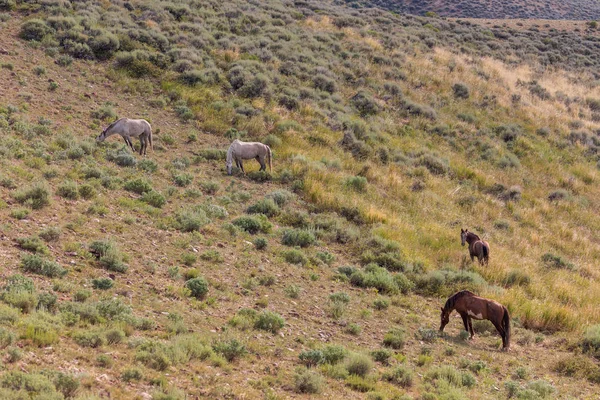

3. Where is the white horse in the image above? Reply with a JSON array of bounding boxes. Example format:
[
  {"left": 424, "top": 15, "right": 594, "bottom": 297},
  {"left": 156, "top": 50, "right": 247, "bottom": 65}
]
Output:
[
  {"left": 226, "top": 139, "right": 272, "bottom": 175},
  {"left": 96, "top": 118, "right": 153, "bottom": 156}
]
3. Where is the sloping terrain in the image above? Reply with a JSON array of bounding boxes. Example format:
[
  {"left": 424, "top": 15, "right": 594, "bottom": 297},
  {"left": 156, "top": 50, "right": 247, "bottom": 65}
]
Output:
[
  {"left": 0, "top": 0, "right": 600, "bottom": 399},
  {"left": 341, "top": 0, "right": 600, "bottom": 20}
]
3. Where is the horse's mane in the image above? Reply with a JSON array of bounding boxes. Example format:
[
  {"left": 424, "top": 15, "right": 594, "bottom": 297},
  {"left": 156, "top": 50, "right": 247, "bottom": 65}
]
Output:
[
  {"left": 104, "top": 118, "right": 125, "bottom": 133},
  {"left": 466, "top": 231, "right": 481, "bottom": 241},
  {"left": 444, "top": 290, "right": 476, "bottom": 310}
]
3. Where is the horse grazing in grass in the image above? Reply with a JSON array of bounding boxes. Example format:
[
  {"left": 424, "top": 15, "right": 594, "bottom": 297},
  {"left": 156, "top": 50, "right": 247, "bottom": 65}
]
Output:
[
  {"left": 226, "top": 139, "right": 272, "bottom": 175},
  {"left": 97, "top": 118, "right": 153, "bottom": 156},
  {"left": 461, "top": 228, "right": 489, "bottom": 266},
  {"left": 440, "top": 290, "right": 510, "bottom": 350}
]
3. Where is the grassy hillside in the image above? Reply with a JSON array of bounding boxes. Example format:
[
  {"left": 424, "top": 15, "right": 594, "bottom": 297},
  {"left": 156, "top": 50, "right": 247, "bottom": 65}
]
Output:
[
  {"left": 342, "top": 0, "right": 600, "bottom": 20},
  {"left": 0, "top": 0, "right": 600, "bottom": 399}
]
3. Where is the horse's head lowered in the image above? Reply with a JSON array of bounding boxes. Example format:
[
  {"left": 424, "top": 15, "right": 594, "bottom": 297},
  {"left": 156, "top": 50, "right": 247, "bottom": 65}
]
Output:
[
  {"left": 439, "top": 307, "right": 450, "bottom": 332},
  {"left": 96, "top": 127, "right": 108, "bottom": 143},
  {"left": 460, "top": 228, "right": 468, "bottom": 246}
]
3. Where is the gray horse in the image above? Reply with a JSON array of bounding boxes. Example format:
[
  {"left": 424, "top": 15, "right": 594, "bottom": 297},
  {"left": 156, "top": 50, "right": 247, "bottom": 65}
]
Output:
[
  {"left": 226, "top": 139, "right": 272, "bottom": 175},
  {"left": 96, "top": 118, "right": 153, "bottom": 156}
]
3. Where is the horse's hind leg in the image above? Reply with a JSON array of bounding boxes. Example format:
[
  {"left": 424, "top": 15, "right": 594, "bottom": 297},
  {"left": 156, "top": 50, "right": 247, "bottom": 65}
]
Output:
[
  {"left": 258, "top": 155, "right": 266, "bottom": 171},
  {"left": 491, "top": 321, "right": 506, "bottom": 348}
]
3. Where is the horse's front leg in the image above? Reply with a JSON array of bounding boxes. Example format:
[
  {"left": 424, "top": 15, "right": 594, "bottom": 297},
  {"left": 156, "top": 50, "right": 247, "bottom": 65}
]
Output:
[
  {"left": 239, "top": 159, "right": 245, "bottom": 174},
  {"left": 127, "top": 137, "right": 135, "bottom": 152},
  {"left": 460, "top": 313, "right": 470, "bottom": 336},
  {"left": 468, "top": 317, "right": 475, "bottom": 339}
]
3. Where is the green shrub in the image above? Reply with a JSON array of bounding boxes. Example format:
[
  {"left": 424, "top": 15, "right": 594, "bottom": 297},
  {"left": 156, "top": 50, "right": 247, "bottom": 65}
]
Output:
[
  {"left": 247, "top": 199, "right": 279, "bottom": 217},
  {"left": 10, "top": 208, "right": 30, "bottom": 220},
  {"left": 265, "top": 189, "right": 294, "bottom": 206},
  {"left": 185, "top": 277, "right": 209, "bottom": 299},
  {"left": 345, "top": 353, "right": 373, "bottom": 377},
  {"left": 73, "top": 330, "right": 106, "bottom": 348},
  {"left": 253, "top": 237, "right": 267, "bottom": 250},
  {"left": 1, "top": 274, "right": 38, "bottom": 313},
  {"left": 452, "top": 82, "right": 470, "bottom": 99},
  {"left": 106, "top": 148, "right": 136, "bottom": 167},
  {"left": 541, "top": 253, "right": 575, "bottom": 270},
  {"left": 92, "top": 278, "right": 114, "bottom": 290},
  {"left": 525, "top": 380, "right": 555, "bottom": 398},
  {"left": 124, "top": 178, "right": 153, "bottom": 194},
  {"left": 181, "top": 253, "right": 197, "bottom": 267},
  {"left": 200, "top": 181, "right": 219, "bottom": 195},
  {"left": 53, "top": 372, "right": 80, "bottom": 398},
  {"left": 581, "top": 324, "right": 600, "bottom": 356},
  {"left": 254, "top": 311, "right": 285, "bottom": 333},
  {"left": 281, "top": 229, "right": 316, "bottom": 247},
  {"left": 73, "top": 289, "right": 91, "bottom": 303},
  {"left": 282, "top": 249, "right": 308, "bottom": 265},
  {"left": 176, "top": 208, "right": 210, "bottom": 232},
  {"left": 173, "top": 173, "right": 193, "bottom": 187},
  {"left": 0, "top": 371, "right": 60, "bottom": 398},
  {"left": 373, "top": 298, "right": 389, "bottom": 310},
  {"left": 141, "top": 190, "right": 166, "bottom": 208},
  {"left": 21, "top": 253, "right": 67, "bottom": 277},
  {"left": 78, "top": 184, "right": 96, "bottom": 199},
  {"left": 346, "top": 323, "right": 362, "bottom": 336},
  {"left": 105, "top": 329, "right": 125, "bottom": 345},
  {"left": 89, "top": 240, "right": 128, "bottom": 273},
  {"left": 425, "top": 366, "right": 476, "bottom": 388},
  {"left": 96, "top": 354, "right": 113, "bottom": 368},
  {"left": 294, "top": 368, "right": 324, "bottom": 394},
  {"left": 13, "top": 183, "right": 51, "bottom": 209},
  {"left": 232, "top": 215, "right": 272, "bottom": 234},
  {"left": 121, "top": 368, "right": 143, "bottom": 382},
  {"left": 504, "top": 270, "right": 531, "bottom": 287},
  {"left": 345, "top": 374, "right": 375, "bottom": 392},
  {"left": 383, "top": 365, "right": 413, "bottom": 387},
  {"left": 57, "top": 181, "right": 79, "bottom": 200},
  {"left": 383, "top": 328, "right": 406, "bottom": 349},
  {"left": 20, "top": 19, "right": 53, "bottom": 41},
  {"left": 321, "top": 345, "right": 347, "bottom": 365},
  {"left": 299, "top": 349, "right": 325, "bottom": 367},
  {"left": 370, "top": 349, "right": 391, "bottom": 364},
  {"left": 16, "top": 236, "right": 49, "bottom": 254},
  {"left": 213, "top": 338, "right": 246, "bottom": 362},
  {"left": 345, "top": 176, "right": 367, "bottom": 192},
  {"left": 0, "top": 327, "right": 15, "bottom": 349},
  {"left": 38, "top": 292, "right": 57, "bottom": 311},
  {"left": 284, "top": 284, "right": 301, "bottom": 298}
]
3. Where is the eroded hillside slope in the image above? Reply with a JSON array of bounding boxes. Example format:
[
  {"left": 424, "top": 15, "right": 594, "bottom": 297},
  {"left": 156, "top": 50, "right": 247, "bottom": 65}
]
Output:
[{"left": 0, "top": 1, "right": 599, "bottom": 399}]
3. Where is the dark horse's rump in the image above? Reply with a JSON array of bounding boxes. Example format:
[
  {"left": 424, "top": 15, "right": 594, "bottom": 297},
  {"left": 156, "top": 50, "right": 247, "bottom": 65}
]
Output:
[
  {"left": 440, "top": 290, "right": 510, "bottom": 350},
  {"left": 460, "top": 228, "right": 490, "bottom": 266}
]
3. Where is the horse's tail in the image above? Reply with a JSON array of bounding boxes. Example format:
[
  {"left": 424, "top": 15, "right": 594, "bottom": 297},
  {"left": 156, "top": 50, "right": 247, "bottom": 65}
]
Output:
[
  {"left": 502, "top": 306, "right": 511, "bottom": 348},
  {"left": 482, "top": 243, "right": 489, "bottom": 264},
  {"left": 266, "top": 145, "right": 272, "bottom": 173},
  {"left": 148, "top": 127, "right": 153, "bottom": 152}
]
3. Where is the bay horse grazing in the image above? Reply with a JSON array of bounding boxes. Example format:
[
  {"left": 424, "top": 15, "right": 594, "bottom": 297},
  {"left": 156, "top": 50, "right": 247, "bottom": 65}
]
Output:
[
  {"left": 440, "top": 290, "right": 510, "bottom": 350},
  {"left": 461, "top": 228, "right": 489, "bottom": 266},
  {"left": 226, "top": 139, "right": 272, "bottom": 175},
  {"left": 97, "top": 118, "right": 153, "bottom": 156}
]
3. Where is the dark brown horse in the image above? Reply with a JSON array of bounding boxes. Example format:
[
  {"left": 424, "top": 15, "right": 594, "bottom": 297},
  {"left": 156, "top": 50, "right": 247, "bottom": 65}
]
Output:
[
  {"left": 440, "top": 290, "right": 510, "bottom": 350},
  {"left": 460, "top": 228, "right": 489, "bottom": 266}
]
